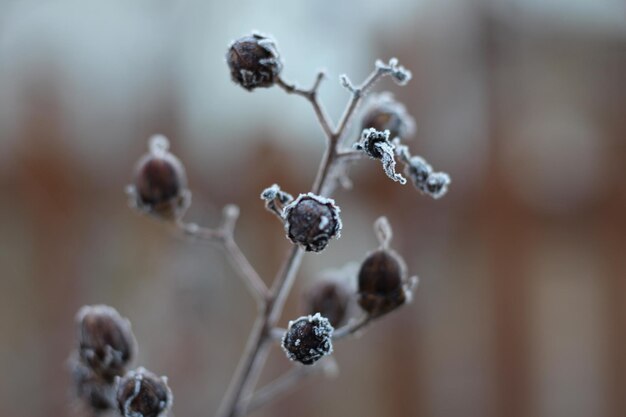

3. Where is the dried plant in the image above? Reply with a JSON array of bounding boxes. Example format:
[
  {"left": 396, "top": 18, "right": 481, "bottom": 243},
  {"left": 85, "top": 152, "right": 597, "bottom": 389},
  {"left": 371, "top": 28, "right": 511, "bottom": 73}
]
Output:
[{"left": 68, "top": 31, "right": 450, "bottom": 417}]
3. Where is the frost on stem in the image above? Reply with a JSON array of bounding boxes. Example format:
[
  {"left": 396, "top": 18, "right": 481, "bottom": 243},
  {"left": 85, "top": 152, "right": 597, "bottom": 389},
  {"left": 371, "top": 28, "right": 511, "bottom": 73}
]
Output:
[
  {"left": 376, "top": 58, "right": 412, "bottom": 85},
  {"left": 260, "top": 183, "right": 293, "bottom": 218},
  {"left": 282, "top": 193, "right": 342, "bottom": 253},
  {"left": 116, "top": 367, "right": 173, "bottom": 417},
  {"left": 226, "top": 33, "right": 283, "bottom": 91},
  {"left": 281, "top": 313, "right": 334, "bottom": 365},
  {"left": 355, "top": 128, "right": 406, "bottom": 184},
  {"left": 126, "top": 135, "right": 191, "bottom": 221}
]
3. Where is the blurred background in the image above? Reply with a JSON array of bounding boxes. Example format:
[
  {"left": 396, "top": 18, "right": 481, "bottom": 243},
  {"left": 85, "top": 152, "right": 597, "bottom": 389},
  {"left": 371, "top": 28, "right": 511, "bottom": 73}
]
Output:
[{"left": 1, "top": 0, "right": 625, "bottom": 416}]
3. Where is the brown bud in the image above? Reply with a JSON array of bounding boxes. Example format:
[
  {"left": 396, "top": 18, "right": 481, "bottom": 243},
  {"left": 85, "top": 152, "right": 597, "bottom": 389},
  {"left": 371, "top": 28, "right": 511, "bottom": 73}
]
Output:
[
  {"left": 129, "top": 135, "right": 189, "bottom": 220},
  {"left": 283, "top": 193, "right": 342, "bottom": 253},
  {"left": 70, "top": 358, "right": 115, "bottom": 411},
  {"left": 116, "top": 367, "right": 172, "bottom": 417},
  {"left": 357, "top": 249, "right": 407, "bottom": 318},
  {"left": 281, "top": 313, "right": 334, "bottom": 365},
  {"left": 304, "top": 280, "right": 350, "bottom": 327},
  {"left": 76, "top": 305, "right": 137, "bottom": 380},
  {"left": 361, "top": 93, "right": 415, "bottom": 140},
  {"left": 226, "top": 33, "right": 282, "bottom": 91}
]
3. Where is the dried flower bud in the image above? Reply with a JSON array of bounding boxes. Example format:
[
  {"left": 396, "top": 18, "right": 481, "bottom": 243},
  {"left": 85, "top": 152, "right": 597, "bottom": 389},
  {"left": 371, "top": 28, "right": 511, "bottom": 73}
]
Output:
[
  {"left": 405, "top": 155, "right": 433, "bottom": 190},
  {"left": 70, "top": 358, "right": 115, "bottom": 411},
  {"left": 261, "top": 183, "right": 293, "bottom": 218},
  {"left": 361, "top": 93, "right": 415, "bottom": 141},
  {"left": 355, "top": 128, "right": 406, "bottom": 184},
  {"left": 424, "top": 172, "right": 451, "bottom": 199},
  {"left": 76, "top": 305, "right": 137, "bottom": 380},
  {"left": 226, "top": 33, "right": 283, "bottom": 91},
  {"left": 281, "top": 313, "right": 334, "bottom": 365},
  {"left": 116, "top": 367, "right": 172, "bottom": 417},
  {"left": 127, "top": 135, "right": 190, "bottom": 220},
  {"left": 358, "top": 249, "right": 408, "bottom": 318},
  {"left": 304, "top": 280, "right": 350, "bottom": 327},
  {"left": 282, "top": 193, "right": 342, "bottom": 253}
]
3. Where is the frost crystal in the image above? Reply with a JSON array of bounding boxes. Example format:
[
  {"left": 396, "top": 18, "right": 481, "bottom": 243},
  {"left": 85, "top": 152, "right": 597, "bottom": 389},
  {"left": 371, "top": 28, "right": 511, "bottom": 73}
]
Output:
[
  {"left": 376, "top": 58, "right": 412, "bottom": 86},
  {"left": 282, "top": 193, "right": 342, "bottom": 253},
  {"left": 355, "top": 128, "right": 406, "bottom": 184},
  {"left": 261, "top": 184, "right": 293, "bottom": 218}
]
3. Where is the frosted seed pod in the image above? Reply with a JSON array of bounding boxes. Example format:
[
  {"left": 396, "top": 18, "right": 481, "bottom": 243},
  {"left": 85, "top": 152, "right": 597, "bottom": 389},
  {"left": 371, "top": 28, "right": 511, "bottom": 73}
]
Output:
[
  {"left": 304, "top": 279, "right": 350, "bottom": 327},
  {"left": 116, "top": 367, "right": 172, "bottom": 417},
  {"left": 361, "top": 93, "right": 415, "bottom": 141},
  {"left": 70, "top": 359, "right": 115, "bottom": 411},
  {"left": 281, "top": 313, "right": 334, "bottom": 365},
  {"left": 226, "top": 33, "right": 283, "bottom": 91},
  {"left": 405, "top": 155, "right": 433, "bottom": 191},
  {"left": 282, "top": 193, "right": 342, "bottom": 253},
  {"left": 424, "top": 172, "right": 451, "bottom": 199},
  {"left": 128, "top": 135, "right": 190, "bottom": 221},
  {"left": 76, "top": 305, "right": 137, "bottom": 380},
  {"left": 357, "top": 249, "right": 408, "bottom": 318}
]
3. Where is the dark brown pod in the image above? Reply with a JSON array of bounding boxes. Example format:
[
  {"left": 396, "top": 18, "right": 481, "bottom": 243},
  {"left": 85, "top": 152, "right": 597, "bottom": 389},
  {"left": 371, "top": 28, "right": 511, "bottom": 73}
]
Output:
[
  {"left": 226, "top": 33, "right": 283, "bottom": 91},
  {"left": 283, "top": 193, "right": 342, "bottom": 253},
  {"left": 76, "top": 305, "right": 137, "bottom": 381},
  {"left": 70, "top": 358, "right": 115, "bottom": 411},
  {"left": 116, "top": 367, "right": 172, "bottom": 417},
  {"left": 281, "top": 313, "right": 334, "bottom": 365},
  {"left": 304, "top": 280, "right": 350, "bottom": 327},
  {"left": 360, "top": 93, "right": 415, "bottom": 140},
  {"left": 357, "top": 249, "right": 407, "bottom": 318}
]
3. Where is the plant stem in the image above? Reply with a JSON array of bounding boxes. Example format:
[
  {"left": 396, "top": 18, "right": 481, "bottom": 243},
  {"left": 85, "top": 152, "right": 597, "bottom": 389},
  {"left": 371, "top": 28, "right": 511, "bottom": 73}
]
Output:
[{"left": 216, "top": 62, "right": 399, "bottom": 417}]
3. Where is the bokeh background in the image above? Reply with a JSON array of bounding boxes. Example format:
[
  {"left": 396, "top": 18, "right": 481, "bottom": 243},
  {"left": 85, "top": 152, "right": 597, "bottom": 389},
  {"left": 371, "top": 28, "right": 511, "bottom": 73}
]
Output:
[{"left": 1, "top": 1, "right": 625, "bottom": 417}]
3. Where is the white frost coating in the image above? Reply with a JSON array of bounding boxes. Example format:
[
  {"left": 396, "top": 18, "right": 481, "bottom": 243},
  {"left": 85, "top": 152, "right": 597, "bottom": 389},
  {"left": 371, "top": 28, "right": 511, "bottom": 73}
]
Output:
[
  {"left": 148, "top": 134, "right": 170, "bottom": 156},
  {"left": 123, "top": 369, "right": 144, "bottom": 417},
  {"left": 376, "top": 58, "right": 412, "bottom": 86},
  {"left": 260, "top": 184, "right": 280, "bottom": 200},
  {"left": 319, "top": 215, "right": 329, "bottom": 230},
  {"left": 377, "top": 141, "right": 406, "bottom": 184}
]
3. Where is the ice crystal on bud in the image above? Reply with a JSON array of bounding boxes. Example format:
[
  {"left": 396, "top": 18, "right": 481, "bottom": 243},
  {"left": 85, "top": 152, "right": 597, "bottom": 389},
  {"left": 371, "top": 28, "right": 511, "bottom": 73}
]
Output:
[
  {"left": 355, "top": 128, "right": 406, "bottom": 184},
  {"left": 281, "top": 313, "right": 334, "bottom": 365},
  {"left": 394, "top": 139, "right": 451, "bottom": 199}
]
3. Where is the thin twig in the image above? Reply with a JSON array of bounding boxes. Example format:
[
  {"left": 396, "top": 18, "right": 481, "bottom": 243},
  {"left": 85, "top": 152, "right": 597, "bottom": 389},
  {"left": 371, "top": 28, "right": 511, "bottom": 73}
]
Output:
[
  {"left": 246, "top": 358, "right": 338, "bottom": 413},
  {"left": 175, "top": 206, "right": 269, "bottom": 304},
  {"left": 276, "top": 72, "right": 335, "bottom": 140},
  {"left": 333, "top": 314, "right": 372, "bottom": 340}
]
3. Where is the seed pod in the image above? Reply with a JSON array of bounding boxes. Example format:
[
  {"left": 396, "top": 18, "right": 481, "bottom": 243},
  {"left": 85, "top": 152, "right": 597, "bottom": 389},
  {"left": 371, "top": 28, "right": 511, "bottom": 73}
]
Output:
[
  {"left": 357, "top": 249, "right": 407, "bottom": 318},
  {"left": 116, "top": 367, "right": 173, "bottom": 417},
  {"left": 76, "top": 305, "right": 137, "bottom": 380},
  {"left": 304, "top": 279, "right": 350, "bottom": 327},
  {"left": 283, "top": 193, "right": 342, "bottom": 253},
  {"left": 424, "top": 172, "right": 451, "bottom": 199},
  {"left": 281, "top": 313, "right": 334, "bottom": 365},
  {"left": 361, "top": 93, "right": 415, "bottom": 141},
  {"left": 129, "top": 135, "right": 190, "bottom": 220},
  {"left": 405, "top": 155, "right": 433, "bottom": 190},
  {"left": 70, "top": 358, "right": 115, "bottom": 411},
  {"left": 226, "top": 33, "right": 283, "bottom": 91}
]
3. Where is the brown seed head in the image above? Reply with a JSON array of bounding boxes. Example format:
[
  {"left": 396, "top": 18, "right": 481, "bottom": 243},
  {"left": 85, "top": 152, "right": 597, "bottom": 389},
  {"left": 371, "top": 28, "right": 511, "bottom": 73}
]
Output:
[
  {"left": 281, "top": 313, "right": 334, "bottom": 365},
  {"left": 304, "top": 280, "right": 350, "bottom": 327},
  {"left": 76, "top": 305, "right": 137, "bottom": 380},
  {"left": 357, "top": 249, "right": 407, "bottom": 318},
  {"left": 226, "top": 33, "right": 282, "bottom": 91},
  {"left": 283, "top": 193, "right": 342, "bottom": 253},
  {"left": 116, "top": 367, "right": 172, "bottom": 417}
]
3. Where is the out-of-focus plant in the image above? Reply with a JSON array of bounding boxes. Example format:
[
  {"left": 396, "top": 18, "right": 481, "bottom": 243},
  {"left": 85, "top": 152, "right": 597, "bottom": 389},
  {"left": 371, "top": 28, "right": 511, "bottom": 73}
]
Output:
[{"left": 68, "top": 31, "right": 450, "bottom": 417}]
